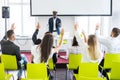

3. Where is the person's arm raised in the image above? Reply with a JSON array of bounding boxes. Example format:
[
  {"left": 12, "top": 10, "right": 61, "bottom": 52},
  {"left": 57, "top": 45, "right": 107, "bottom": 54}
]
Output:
[
  {"left": 53, "top": 28, "right": 64, "bottom": 53},
  {"left": 82, "top": 30, "right": 87, "bottom": 43},
  {"left": 32, "top": 23, "right": 41, "bottom": 44},
  {"left": 10, "top": 23, "right": 16, "bottom": 31},
  {"left": 36, "top": 23, "right": 41, "bottom": 30}
]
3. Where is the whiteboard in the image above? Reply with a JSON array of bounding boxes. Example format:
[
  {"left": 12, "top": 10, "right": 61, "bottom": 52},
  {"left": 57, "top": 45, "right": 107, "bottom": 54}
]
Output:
[{"left": 30, "top": 0, "right": 112, "bottom": 16}]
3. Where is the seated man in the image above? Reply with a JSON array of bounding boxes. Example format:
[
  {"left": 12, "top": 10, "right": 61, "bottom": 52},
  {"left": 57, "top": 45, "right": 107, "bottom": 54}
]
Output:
[{"left": 0, "top": 23, "right": 27, "bottom": 80}]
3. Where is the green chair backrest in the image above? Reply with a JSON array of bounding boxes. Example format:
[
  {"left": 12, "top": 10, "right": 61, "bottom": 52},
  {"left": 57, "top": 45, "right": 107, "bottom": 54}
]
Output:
[
  {"left": 104, "top": 54, "right": 120, "bottom": 68},
  {"left": 0, "top": 63, "right": 5, "bottom": 80},
  {"left": 48, "top": 58, "right": 54, "bottom": 70},
  {"left": 78, "top": 62, "right": 98, "bottom": 77},
  {"left": 1, "top": 54, "right": 18, "bottom": 70},
  {"left": 68, "top": 54, "right": 82, "bottom": 69},
  {"left": 27, "top": 63, "right": 48, "bottom": 80},
  {"left": 110, "top": 62, "right": 120, "bottom": 79}
]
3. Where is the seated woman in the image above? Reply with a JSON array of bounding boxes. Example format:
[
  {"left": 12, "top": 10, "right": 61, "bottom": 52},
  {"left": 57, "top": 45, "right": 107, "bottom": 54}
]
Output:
[
  {"left": 32, "top": 29, "right": 64, "bottom": 62},
  {"left": 31, "top": 23, "right": 60, "bottom": 64},
  {"left": 31, "top": 28, "right": 64, "bottom": 79},
  {"left": 69, "top": 36, "right": 81, "bottom": 54},
  {"left": 73, "top": 24, "right": 103, "bottom": 76},
  {"left": 74, "top": 24, "right": 103, "bottom": 63}
]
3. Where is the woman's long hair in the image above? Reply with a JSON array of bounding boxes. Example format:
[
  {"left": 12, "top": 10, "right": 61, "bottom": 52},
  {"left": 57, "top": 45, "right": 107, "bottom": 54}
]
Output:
[
  {"left": 40, "top": 33, "right": 53, "bottom": 62},
  {"left": 87, "top": 35, "right": 99, "bottom": 60}
]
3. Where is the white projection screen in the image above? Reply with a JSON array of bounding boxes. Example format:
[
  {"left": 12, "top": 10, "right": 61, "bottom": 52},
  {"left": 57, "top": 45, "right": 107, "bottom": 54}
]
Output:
[{"left": 30, "top": 0, "right": 112, "bottom": 16}]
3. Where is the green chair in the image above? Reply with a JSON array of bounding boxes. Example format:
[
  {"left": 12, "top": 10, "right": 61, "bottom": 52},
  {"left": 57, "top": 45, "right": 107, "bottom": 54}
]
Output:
[
  {"left": 107, "top": 62, "right": 120, "bottom": 80},
  {"left": 1, "top": 54, "right": 18, "bottom": 70},
  {"left": 1, "top": 54, "right": 26, "bottom": 78},
  {"left": 74, "top": 62, "right": 99, "bottom": 80},
  {"left": 48, "top": 58, "right": 56, "bottom": 80},
  {"left": 67, "top": 54, "right": 82, "bottom": 70},
  {"left": 22, "top": 63, "right": 48, "bottom": 80},
  {"left": 66, "top": 54, "right": 82, "bottom": 80},
  {"left": 99, "top": 53, "right": 120, "bottom": 78},
  {"left": 103, "top": 54, "right": 120, "bottom": 69},
  {"left": 0, "top": 63, "right": 13, "bottom": 80},
  {"left": 48, "top": 58, "right": 55, "bottom": 70}
]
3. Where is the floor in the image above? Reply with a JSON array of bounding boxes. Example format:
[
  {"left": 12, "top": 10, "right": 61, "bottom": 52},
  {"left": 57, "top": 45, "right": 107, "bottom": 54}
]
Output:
[{"left": 8, "top": 68, "right": 73, "bottom": 80}]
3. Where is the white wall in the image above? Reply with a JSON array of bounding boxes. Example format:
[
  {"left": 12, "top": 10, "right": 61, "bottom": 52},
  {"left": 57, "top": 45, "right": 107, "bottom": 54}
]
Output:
[
  {"left": 110, "top": 0, "right": 120, "bottom": 29},
  {"left": 0, "top": 0, "right": 5, "bottom": 41},
  {"left": 1, "top": 0, "right": 120, "bottom": 51}
]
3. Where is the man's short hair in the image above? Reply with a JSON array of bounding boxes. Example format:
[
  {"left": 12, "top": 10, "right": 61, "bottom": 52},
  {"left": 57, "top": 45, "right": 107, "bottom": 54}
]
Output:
[
  {"left": 7, "top": 30, "right": 14, "bottom": 38},
  {"left": 53, "top": 11, "right": 57, "bottom": 14}
]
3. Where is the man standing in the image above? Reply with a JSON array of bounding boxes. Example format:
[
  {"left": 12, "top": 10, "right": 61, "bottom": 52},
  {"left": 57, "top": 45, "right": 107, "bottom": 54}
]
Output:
[{"left": 48, "top": 11, "right": 61, "bottom": 35}]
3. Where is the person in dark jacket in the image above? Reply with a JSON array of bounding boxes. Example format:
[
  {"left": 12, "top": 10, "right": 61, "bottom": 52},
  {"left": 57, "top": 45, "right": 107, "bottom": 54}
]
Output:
[
  {"left": 1, "top": 23, "right": 27, "bottom": 80},
  {"left": 48, "top": 11, "right": 61, "bottom": 35}
]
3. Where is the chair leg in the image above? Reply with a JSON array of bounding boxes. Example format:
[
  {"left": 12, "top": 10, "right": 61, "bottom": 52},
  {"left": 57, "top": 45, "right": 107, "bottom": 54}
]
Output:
[
  {"left": 54, "top": 71, "right": 56, "bottom": 80},
  {"left": 24, "top": 70, "right": 26, "bottom": 78},
  {"left": 66, "top": 69, "right": 67, "bottom": 80},
  {"left": 12, "top": 75, "right": 14, "bottom": 80}
]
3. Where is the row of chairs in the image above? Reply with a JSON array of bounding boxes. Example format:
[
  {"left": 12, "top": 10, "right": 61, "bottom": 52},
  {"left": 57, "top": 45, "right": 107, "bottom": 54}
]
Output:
[
  {"left": 1, "top": 53, "right": 120, "bottom": 80},
  {"left": 66, "top": 53, "right": 120, "bottom": 80},
  {"left": 0, "top": 54, "right": 55, "bottom": 80}
]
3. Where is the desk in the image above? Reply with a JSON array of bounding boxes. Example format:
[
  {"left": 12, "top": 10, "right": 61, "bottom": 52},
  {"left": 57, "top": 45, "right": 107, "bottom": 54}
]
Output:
[{"left": 56, "top": 51, "right": 68, "bottom": 68}]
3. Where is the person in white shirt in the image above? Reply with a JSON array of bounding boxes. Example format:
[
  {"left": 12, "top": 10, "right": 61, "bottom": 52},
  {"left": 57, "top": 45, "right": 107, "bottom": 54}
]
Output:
[
  {"left": 73, "top": 24, "right": 103, "bottom": 77},
  {"left": 31, "top": 29, "right": 64, "bottom": 64},
  {"left": 74, "top": 24, "right": 103, "bottom": 63},
  {"left": 95, "top": 25, "right": 120, "bottom": 79},
  {"left": 95, "top": 24, "right": 120, "bottom": 53},
  {"left": 69, "top": 36, "right": 81, "bottom": 54},
  {"left": 31, "top": 23, "right": 51, "bottom": 63}
]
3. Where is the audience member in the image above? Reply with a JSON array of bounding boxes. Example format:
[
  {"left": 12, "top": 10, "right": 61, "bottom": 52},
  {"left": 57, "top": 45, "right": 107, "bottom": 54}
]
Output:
[
  {"left": 95, "top": 24, "right": 120, "bottom": 79},
  {"left": 31, "top": 23, "right": 58, "bottom": 64},
  {"left": 95, "top": 24, "right": 120, "bottom": 53},
  {"left": 73, "top": 24, "right": 103, "bottom": 77},
  {"left": 69, "top": 36, "right": 81, "bottom": 54},
  {"left": 74, "top": 24, "right": 103, "bottom": 63},
  {"left": 31, "top": 28, "right": 64, "bottom": 63},
  {"left": 0, "top": 23, "right": 28, "bottom": 80}
]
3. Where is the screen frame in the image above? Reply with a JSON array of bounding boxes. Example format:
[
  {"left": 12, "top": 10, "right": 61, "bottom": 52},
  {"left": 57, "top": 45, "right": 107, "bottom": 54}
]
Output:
[{"left": 30, "top": 0, "right": 112, "bottom": 16}]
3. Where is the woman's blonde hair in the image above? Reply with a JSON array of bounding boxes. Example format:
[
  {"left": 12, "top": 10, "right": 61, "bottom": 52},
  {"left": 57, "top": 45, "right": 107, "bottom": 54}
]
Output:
[{"left": 87, "top": 35, "right": 99, "bottom": 60}]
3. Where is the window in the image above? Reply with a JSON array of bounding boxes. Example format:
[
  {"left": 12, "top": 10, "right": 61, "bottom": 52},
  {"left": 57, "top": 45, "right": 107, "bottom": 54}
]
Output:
[
  {"left": 8, "top": 0, "right": 35, "bottom": 36},
  {"left": 76, "top": 16, "right": 101, "bottom": 36}
]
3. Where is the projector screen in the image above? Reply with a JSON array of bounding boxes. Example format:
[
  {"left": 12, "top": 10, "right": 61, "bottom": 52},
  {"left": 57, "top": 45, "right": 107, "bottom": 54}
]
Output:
[{"left": 30, "top": 0, "right": 112, "bottom": 16}]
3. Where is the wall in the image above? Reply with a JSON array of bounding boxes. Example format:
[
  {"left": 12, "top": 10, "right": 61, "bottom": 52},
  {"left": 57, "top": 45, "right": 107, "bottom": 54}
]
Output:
[
  {"left": 110, "top": 0, "right": 120, "bottom": 29},
  {"left": 13, "top": 16, "right": 74, "bottom": 51},
  {"left": 0, "top": 0, "right": 5, "bottom": 41},
  {"left": 1, "top": 0, "right": 120, "bottom": 51}
]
